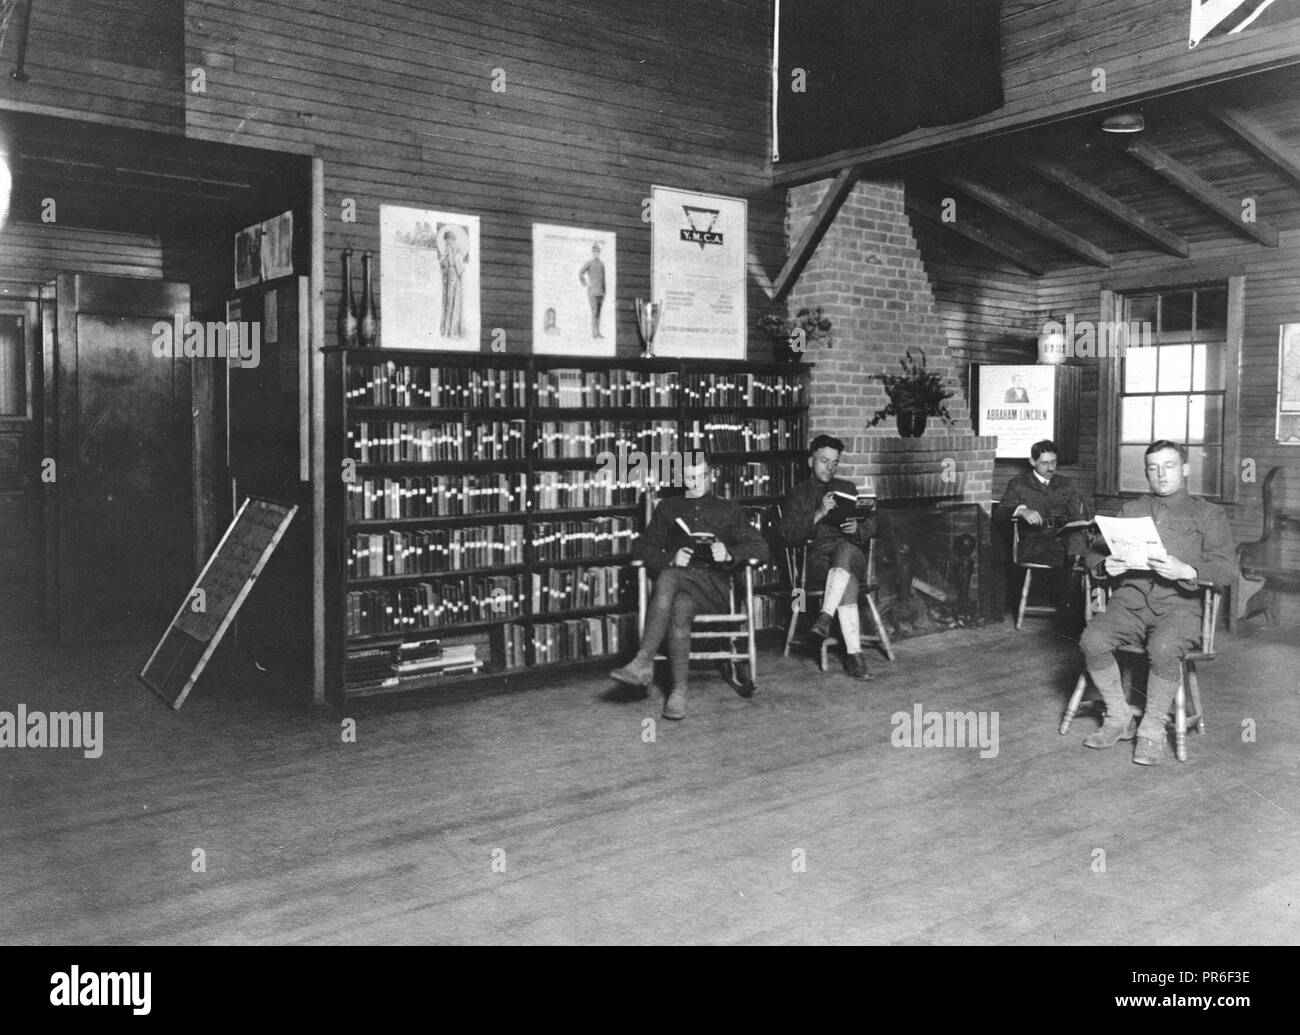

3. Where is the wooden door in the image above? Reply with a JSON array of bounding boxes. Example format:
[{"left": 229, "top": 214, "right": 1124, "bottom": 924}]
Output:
[
  {"left": 51, "top": 273, "right": 193, "bottom": 640},
  {"left": 225, "top": 278, "right": 312, "bottom": 687},
  {"left": 0, "top": 300, "right": 42, "bottom": 640}
]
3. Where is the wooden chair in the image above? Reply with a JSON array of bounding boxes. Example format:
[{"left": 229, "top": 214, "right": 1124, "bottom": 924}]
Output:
[
  {"left": 630, "top": 492, "right": 758, "bottom": 693},
  {"left": 631, "top": 558, "right": 758, "bottom": 693},
  {"left": 1012, "top": 520, "right": 1060, "bottom": 629},
  {"left": 1059, "top": 582, "right": 1221, "bottom": 762},
  {"left": 780, "top": 525, "right": 894, "bottom": 670},
  {"left": 1233, "top": 466, "right": 1300, "bottom": 628}
]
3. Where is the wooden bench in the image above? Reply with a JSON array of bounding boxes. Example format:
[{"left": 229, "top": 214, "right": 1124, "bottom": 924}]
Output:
[{"left": 1234, "top": 466, "right": 1300, "bottom": 627}]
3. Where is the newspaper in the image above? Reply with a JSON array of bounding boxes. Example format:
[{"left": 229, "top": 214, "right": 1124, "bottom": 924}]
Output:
[{"left": 1094, "top": 515, "right": 1167, "bottom": 570}]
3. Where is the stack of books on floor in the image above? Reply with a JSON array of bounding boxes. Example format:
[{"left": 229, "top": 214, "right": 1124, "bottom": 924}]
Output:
[{"left": 344, "top": 640, "right": 484, "bottom": 691}]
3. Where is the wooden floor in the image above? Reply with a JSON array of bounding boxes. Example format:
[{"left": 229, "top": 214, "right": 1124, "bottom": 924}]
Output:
[{"left": 2, "top": 619, "right": 1298, "bottom": 945}]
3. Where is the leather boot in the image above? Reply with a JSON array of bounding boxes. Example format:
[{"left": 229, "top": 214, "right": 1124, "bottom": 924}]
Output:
[
  {"left": 610, "top": 654, "right": 655, "bottom": 689},
  {"left": 1082, "top": 662, "right": 1131, "bottom": 748},
  {"left": 1134, "top": 672, "right": 1178, "bottom": 765}
]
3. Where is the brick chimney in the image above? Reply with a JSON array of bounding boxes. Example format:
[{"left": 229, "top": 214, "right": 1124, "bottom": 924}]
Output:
[{"left": 785, "top": 178, "right": 994, "bottom": 505}]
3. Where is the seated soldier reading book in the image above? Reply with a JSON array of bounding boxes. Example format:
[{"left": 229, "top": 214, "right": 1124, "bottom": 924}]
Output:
[
  {"left": 778, "top": 435, "right": 877, "bottom": 680},
  {"left": 609, "top": 453, "right": 768, "bottom": 720}
]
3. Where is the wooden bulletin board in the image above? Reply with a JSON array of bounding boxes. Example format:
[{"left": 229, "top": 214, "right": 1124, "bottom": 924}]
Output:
[{"left": 140, "top": 496, "right": 298, "bottom": 709}]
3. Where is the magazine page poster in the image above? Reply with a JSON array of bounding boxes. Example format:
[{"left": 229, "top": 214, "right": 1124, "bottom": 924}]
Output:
[
  {"left": 532, "top": 224, "right": 616, "bottom": 356},
  {"left": 978, "top": 364, "right": 1056, "bottom": 458},
  {"left": 380, "top": 204, "right": 480, "bottom": 351},
  {"left": 233, "top": 210, "right": 294, "bottom": 289},
  {"left": 650, "top": 186, "right": 747, "bottom": 359}
]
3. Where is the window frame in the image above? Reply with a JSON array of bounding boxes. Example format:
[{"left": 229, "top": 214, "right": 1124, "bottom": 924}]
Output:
[{"left": 1097, "top": 274, "right": 1242, "bottom": 503}]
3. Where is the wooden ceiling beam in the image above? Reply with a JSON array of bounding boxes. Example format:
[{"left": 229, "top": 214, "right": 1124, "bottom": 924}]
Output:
[
  {"left": 1020, "top": 156, "right": 1190, "bottom": 258},
  {"left": 937, "top": 173, "right": 1111, "bottom": 266},
  {"left": 772, "top": 164, "right": 862, "bottom": 302},
  {"left": 904, "top": 197, "right": 1045, "bottom": 276},
  {"left": 1123, "top": 138, "right": 1280, "bottom": 246},
  {"left": 1208, "top": 104, "right": 1300, "bottom": 185}
]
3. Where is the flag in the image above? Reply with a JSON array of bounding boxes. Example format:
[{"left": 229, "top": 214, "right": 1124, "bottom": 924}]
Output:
[{"left": 1189, "top": 0, "right": 1293, "bottom": 47}]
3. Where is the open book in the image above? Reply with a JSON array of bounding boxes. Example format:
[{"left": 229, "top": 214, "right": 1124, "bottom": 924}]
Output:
[
  {"left": 674, "top": 517, "right": 718, "bottom": 566},
  {"left": 827, "top": 490, "right": 876, "bottom": 525}
]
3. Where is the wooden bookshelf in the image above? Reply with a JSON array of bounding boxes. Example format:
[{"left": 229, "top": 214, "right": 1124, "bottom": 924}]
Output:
[{"left": 323, "top": 348, "right": 809, "bottom": 704}]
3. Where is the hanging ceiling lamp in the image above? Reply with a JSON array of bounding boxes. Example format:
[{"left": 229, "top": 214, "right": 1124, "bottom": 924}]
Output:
[{"left": 1101, "top": 111, "right": 1145, "bottom": 133}]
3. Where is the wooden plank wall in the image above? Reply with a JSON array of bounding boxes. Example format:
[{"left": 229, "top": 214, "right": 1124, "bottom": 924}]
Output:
[
  {"left": 182, "top": 0, "right": 785, "bottom": 357},
  {"left": 0, "top": 0, "right": 183, "bottom": 130},
  {"left": 0, "top": 222, "right": 162, "bottom": 297}
]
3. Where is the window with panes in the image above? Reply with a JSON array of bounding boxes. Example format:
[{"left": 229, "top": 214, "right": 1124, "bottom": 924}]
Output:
[{"left": 1116, "top": 285, "right": 1228, "bottom": 497}]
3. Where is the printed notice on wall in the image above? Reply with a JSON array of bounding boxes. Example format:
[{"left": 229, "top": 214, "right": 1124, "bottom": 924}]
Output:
[
  {"left": 978, "top": 364, "right": 1056, "bottom": 458},
  {"left": 380, "top": 204, "right": 480, "bottom": 351},
  {"left": 532, "top": 224, "right": 616, "bottom": 356},
  {"left": 650, "top": 186, "right": 747, "bottom": 360}
]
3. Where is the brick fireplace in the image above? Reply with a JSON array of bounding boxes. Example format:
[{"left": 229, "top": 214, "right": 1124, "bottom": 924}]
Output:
[{"left": 783, "top": 178, "right": 1005, "bottom": 632}]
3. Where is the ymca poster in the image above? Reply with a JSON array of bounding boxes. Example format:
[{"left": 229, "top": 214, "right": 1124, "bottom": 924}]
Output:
[
  {"left": 532, "top": 224, "right": 616, "bottom": 356},
  {"left": 380, "top": 204, "right": 481, "bottom": 351},
  {"left": 978, "top": 364, "right": 1056, "bottom": 458},
  {"left": 650, "top": 186, "right": 747, "bottom": 359}
]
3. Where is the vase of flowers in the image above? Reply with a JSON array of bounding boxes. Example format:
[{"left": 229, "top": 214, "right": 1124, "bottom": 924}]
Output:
[
  {"left": 757, "top": 307, "right": 832, "bottom": 361},
  {"left": 866, "top": 348, "right": 956, "bottom": 437}
]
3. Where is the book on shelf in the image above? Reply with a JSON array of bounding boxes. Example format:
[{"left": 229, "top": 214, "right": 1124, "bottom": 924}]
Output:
[
  {"left": 347, "top": 362, "right": 528, "bottom": 408},
  {"left": 686, "top": 416, "right": 804, "bottom": 454},
  {"left": 347, "top": 474, "right": 526, "bottom": 521},
  {"left": 530, "top": 518, "right": 635, "bottom": 561},
  {"left": 536, "top": 368, "right": 677, "bottom": 409},
  {"left": 347, "top": 419, "right": 526, "bottom": 463},
  {"left": 346, "top": 640, "right": 483, "bottom": 685},
  {"left": 530, "top": 564, "right": 628, "bottom": 614},
  {"left": 681, "top": 372, "right": 806, "bottom": 409},
  {"left": 346, "top": 575, "right": 527, "bottom": 637},
  {"left": 499, "top": 614, "right": 635, "bottom": 668},
  {"left": 348, "top": 525, "right": 525, "bottom": 578}
]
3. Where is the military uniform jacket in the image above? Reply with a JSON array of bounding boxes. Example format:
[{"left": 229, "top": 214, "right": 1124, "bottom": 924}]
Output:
[
  {"left": 1085, "top": 488, "right": 1238, "bottom": 616},
  {"left": 633, "top": 492, "right": 769, "bottom": 577},
  {"left": 778, "top": 478, "right": 875, "bottom": 553}
]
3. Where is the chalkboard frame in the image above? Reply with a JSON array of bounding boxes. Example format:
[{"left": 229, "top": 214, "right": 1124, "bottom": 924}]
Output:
[{"left": 140, "top": 495, "right": 298, "bottom": 709}]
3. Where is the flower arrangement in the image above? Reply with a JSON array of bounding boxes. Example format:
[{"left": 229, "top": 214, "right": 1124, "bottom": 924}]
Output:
[
  {"left": 758, "top": 307, "right": 832, "bottom": 359},
  {"left": 866, "top": 348, "right": 956, "bottom": 428}
]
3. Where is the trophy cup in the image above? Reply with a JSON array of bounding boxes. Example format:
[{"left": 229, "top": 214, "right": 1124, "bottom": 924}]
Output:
[{"left": 634, "top": 298, "right": 662, "bottom": 359}]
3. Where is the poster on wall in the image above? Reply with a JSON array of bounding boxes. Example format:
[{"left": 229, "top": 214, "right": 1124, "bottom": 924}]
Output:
[
  {"left": 233, "top": 210, "right": 294, "bottom": 290},
  {"left": 649, "top": 186, "right": 746, "bottom": 359},
  {"left": 532, "top": 224, "right": 616, "bottom": 356},
  {"left": 977, "top": 364, "right": 1056, "bottom": 458},
  {"left": 380, "top": 204, "right": 480, "bottom": 351},
  {"left": 1276, "top": 323, "right": 1300, "bottom": 444}
]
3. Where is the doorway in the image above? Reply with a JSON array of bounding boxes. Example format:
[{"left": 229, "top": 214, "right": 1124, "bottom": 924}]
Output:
[
  {"left": 0, "top": 299, "right": 39, "bottom": 641},
  {"left": 0, "top": 110, "right": 312, "bottom": 650}
]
